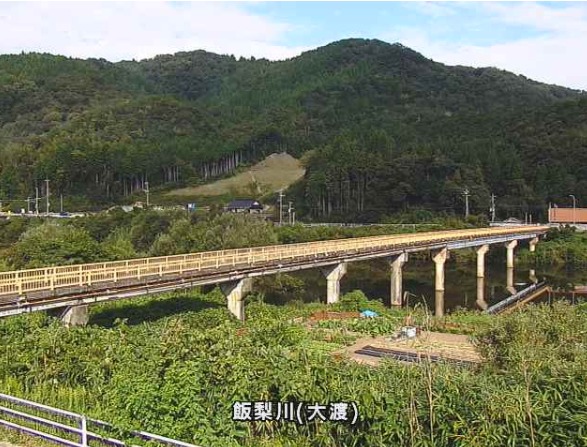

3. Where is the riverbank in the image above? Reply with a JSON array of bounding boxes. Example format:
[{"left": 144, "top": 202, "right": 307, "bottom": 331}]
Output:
[{"left": 518, "top": 226, "right": 587, "bottom": 267}]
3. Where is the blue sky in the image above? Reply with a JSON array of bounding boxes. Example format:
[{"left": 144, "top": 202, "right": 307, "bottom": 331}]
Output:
[
  {"left": 247, "top": 2, "right": 545, "bottom": 47},
  {"left": 1, "top": 2, "right": 586, "bottom": 89}
]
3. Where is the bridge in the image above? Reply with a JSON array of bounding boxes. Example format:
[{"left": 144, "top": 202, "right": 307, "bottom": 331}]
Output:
[{"left": 0, "top": 226, "right": 548, "bottom": 324}]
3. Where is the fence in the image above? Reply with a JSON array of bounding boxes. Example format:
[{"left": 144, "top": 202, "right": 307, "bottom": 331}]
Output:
[
  {"left": 0, "top": 392, "right": 202, "bottom": 447},
  {"left": 299, "top": 223, "right": 442, "bottom": 228}
]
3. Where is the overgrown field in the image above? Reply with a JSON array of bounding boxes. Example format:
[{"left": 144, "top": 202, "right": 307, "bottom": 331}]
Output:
[{"left": 1, "top": 288, "right": 586, "bottom": 447}]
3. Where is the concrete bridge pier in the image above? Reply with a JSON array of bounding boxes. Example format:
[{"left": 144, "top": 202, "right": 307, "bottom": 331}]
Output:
[
  {"left": 433, "top": 248, "right": 449, "bottom": 292},
  {"left": 433, "top": 248, "right": 448, "bottom": 317},
  {"left": 322, "top": 262, "right": 347, "bottom": 304},
  {"left": 434, "top": 291, "right": 445, "bottom": 317},
  {"left": 476, "top": 244, "right": 489, "bottom": 278},
  {"left": 529, "top": 237, "right": 539, "bottom": 252},
  {"left": 505, "top": 240, "right": 518, "bottom": 269},
  {"left": 505, "top": 240, "right": 518, "bottom": 295},
  {"left": 61, "top": 305, "right": 89, "bottom": 327},
  {"left": 529, "top": 269, "right": 538, "bottom": 284},
  {"left": 389, "top": 253, "right": 408, "bottom": 307},
  {"left": 221, "top": 278, "right": 253, "bottom": 322}
]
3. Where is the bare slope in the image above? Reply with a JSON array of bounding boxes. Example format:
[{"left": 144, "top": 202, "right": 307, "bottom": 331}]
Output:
[{"left": 167, "top": 153, "right": 305, "bottom": 197}]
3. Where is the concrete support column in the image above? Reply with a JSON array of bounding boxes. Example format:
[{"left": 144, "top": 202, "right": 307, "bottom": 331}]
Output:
[
  {"left": 61, "top": 305, "right": 89, "bottom": 327},
  {"left": 476, "top": 244, "right": 489, "bottom": 278},
  {"left": 529, "top": 237, "right": 539, "bottom": 253},
  {"left": 435, "top": 290, "right": 445, "bottom": 318},
  {"left": 505, "top": 240, "right": 518, "bottom": 269},
  {"left": 221, "top": 278, "right": 252, "bottom": 322},
  {"left": 389, "top": 253, "right": 408, "bottom": 307},
  {"left": 432, "top": 248, "right": 448, "bottom": 317},
  {"left": 529, "top": 269, "right": 538, "bottom": 284},
  {"left": 432, "top": 248, "right": 449, "bottom": 292},
  {"left": 322, "top": 262, "right": 347, "bottom": 304}
]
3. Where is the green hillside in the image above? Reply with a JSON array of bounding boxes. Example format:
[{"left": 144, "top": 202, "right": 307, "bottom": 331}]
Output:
[{"left": 0, "top": 38, "right": 584, "bottom": 218}]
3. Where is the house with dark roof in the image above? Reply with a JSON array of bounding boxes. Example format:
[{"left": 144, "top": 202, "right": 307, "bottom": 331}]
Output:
[{"left": 226, "top": 199, "right": 264, "bottom": 213}]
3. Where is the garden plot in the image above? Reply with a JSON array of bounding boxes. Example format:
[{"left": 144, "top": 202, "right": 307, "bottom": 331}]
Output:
[{"left": 339, "top": 331, "right": 482, "bottom": 367}]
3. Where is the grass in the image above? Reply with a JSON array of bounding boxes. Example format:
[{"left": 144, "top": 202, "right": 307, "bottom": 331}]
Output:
[
  {"left": 1, "top": 290, "right": 587, "bottom": 447},
  {"left": 166, "top": 153, "right": 305, "bottom": 198}
]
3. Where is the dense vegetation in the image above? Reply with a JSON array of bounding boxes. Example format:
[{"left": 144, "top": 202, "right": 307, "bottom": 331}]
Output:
[
  {"left": 0, "top": 289, "right": 586, "bottom": 446},
  {"left": 519, "top": 226, "right": 587, "bottom": 268},
  {"left": 0, "top": 39, "right": 585, "bottom": 220},
  {"left": 0, "top": 210, "right": 477, "bottom": 270}
]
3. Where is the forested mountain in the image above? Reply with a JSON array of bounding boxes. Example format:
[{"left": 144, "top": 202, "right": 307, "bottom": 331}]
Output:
[{"left": 0, "top": 38, "right": 585, "bottom": 220}]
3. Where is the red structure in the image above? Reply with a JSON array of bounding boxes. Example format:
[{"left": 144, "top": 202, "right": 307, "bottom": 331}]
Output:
[{"left": 548, "top": 206, "right": 587, "bottom": 223}]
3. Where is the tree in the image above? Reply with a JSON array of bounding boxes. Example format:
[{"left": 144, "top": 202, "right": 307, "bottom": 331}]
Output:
[{"left": 7, "top": 221, "right": 103, "bottom": 269}]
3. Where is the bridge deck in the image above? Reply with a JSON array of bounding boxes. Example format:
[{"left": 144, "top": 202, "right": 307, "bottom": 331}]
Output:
[{"left": 0, "top": 226, "right": 547, "bottom": 316}]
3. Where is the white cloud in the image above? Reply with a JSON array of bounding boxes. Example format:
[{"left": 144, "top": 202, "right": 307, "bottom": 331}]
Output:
[
  {"left": 484, "top": 2, "right": 587, "bottom": 34},
  {"left": 403, "top": 1, "right": 458, "bottom": 18},
  {"left": 1, "top": 1, "right": 586, "bottom": 91},
  {"left": 382, "top": 3, "right": 587, "bottom": 90},
  {"left": 0, "top": 1, "right": 308, "bottom": 61}
]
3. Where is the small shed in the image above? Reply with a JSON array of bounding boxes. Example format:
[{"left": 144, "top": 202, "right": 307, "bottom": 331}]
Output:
[{"left": 227, "top": 199, "right": 264, "bottom": 213}]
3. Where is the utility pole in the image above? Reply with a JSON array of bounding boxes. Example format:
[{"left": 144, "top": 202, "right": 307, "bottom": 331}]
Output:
[
  {"left": 463, "top": 188, "right": 470, "bottom": 219},
  {"left": 292, "top": 211, "right": 296, "bottom": 225},
  {"left": 45, "top": 179, "right": 50, "bottom": 216},
  {"left": 569, "top": 194, "right": 577, "bottom": 225},
  {"left": 490, "top": 194, "right": 496, "bottom": 223},
  {"left": 60, "top": 194, "right": 63, "bottom": 213},
  {"left": 35, "top": 186, "right": 39, "bottom": 216},
  {"left": 144, "top": 181, "right": 150, "bottom": 207},
  {"left": 278, "top": 190, "right": 284, "bottom": 226},
  {"left": 288, "top": 201, "right": 293, "bottom": 225},
  {"left": 26, "top": 197, "right": 31, "bottom": 214}
]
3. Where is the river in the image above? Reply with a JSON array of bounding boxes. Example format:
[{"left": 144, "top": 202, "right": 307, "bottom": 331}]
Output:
[{"left": 259, "top": 255, "right": 587, "bottom": 312}]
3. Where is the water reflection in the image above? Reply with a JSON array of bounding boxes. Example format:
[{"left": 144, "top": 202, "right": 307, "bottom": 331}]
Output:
[
  {"left": 506, "top": 267, "right": 516, "bottom": 295},
  {"left": 259, "top": 257, "right": 587, "bottom": 311},
  {"left": 476, "top": 276, "right": 488, "bottom": 311}
]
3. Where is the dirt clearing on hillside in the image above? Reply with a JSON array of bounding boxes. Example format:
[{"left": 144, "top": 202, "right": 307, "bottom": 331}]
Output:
[{"left": 167, "top": 153, "right": 305, "bottom": 197}]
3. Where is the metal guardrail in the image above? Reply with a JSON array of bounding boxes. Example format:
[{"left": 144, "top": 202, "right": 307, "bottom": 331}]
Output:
[
  {"left": 486, "top": 281, "right": 548, "bottom": 315},
  {"left": 0, "top": 393, "right": 202, "bottom": 447},
  {"left": 0, "top": 226, "right": 548, "bottom": 299}
]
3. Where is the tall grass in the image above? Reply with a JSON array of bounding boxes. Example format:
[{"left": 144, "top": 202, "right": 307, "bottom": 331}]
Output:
[{"left": 0, "top": 291, "right": 586, "bottom": 446}]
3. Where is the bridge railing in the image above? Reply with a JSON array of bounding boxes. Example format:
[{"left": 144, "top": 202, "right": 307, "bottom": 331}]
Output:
[{"left": 0, "top": 226, "right": 548, "bottom": 298}]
